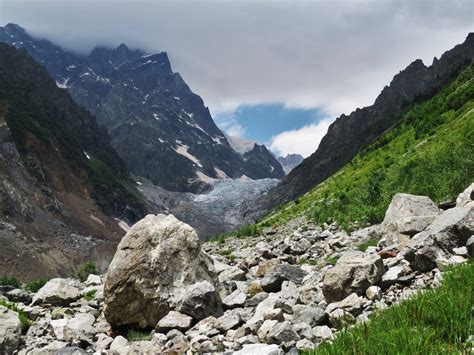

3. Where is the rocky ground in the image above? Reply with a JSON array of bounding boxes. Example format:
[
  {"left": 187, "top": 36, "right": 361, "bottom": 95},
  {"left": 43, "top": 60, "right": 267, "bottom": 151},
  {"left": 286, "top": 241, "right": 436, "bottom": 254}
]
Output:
[{"left": 0, "top": 184, "right": 473, "bottom": 354}]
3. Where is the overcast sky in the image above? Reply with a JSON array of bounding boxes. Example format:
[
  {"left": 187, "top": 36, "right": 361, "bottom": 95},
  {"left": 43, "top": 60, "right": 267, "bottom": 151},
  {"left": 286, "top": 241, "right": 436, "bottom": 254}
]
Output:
[{"left": 1, "top": 0, "right": 472, "bottom": 156}]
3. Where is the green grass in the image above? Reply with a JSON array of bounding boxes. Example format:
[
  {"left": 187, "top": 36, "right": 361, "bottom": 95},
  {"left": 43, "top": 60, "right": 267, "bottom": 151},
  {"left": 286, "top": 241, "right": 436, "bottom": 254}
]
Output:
[
  {"left": 324, "top": 256, "right": 339, "bottom": 266},
  {"left": 210, "top": 223, "right": 263, "bottom": 243},
  {"left": 299, "top": 257, "right": 318, "bottom": 266},
  {"left": 83, "top": 289, "right": 97, "bottom": 301},
  {"left": 127, "top": 329, "right": 153, "bottom": 341},
  {"left": 260, "top": 64, "right": 474, "bottom": 231},
  {"left": 306, "top": 261, "right": 474, "bottom": 354},
  {"left": 0, "top": 300, "right": 29, "bottom": 331}
]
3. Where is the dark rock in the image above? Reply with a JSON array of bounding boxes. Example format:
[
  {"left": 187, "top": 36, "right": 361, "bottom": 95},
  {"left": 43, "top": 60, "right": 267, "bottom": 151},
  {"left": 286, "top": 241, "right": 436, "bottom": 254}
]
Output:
[{"left": 261, "top": 264, "right": 308, "bottom": 293}]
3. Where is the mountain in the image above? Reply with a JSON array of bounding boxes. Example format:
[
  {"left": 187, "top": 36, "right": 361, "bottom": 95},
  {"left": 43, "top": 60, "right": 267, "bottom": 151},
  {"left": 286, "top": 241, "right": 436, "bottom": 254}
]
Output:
[
  {"left": 277, "top": 153, "right": 304, "bottom": 173},
  {"left": 0, "top": 43, "right": 147, "bottom": 279},
  {"left": 260, "top": 61, "right": 474, "bottom": 230},
  {"left": 258, "top": 33, "right": 474, "bottom": 212},
  {"left": 0, "top": 23, "right": 285, "bottom": 193}
]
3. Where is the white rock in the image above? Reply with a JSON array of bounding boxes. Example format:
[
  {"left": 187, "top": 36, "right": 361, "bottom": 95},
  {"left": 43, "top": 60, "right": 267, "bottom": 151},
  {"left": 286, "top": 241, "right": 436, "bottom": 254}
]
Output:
[
  {"left": 156, "top": 311, "right": 193, "bottom": 332},
  {"left": 0, "top": 306, "right": 21, "bottom": 354},
  {"left": 32, "top": 278, "right": 81, "bottom": 306},
  {"left": 233, "top": 343, "right": 283, "bottom": 355},
  {"left": 365, "top": 286, "right": 382, "bottom": 300}
]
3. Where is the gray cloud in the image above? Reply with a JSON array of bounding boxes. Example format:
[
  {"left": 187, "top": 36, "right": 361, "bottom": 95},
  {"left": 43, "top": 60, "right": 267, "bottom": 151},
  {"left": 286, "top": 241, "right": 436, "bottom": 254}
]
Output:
[{"left": 1, "top": 0, "right": 472, "bottom": 117}]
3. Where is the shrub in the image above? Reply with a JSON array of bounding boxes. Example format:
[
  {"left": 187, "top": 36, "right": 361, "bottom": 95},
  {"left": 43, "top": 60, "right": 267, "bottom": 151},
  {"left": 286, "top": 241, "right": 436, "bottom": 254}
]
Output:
[
  {"left": 24, "top": 279, "right": 48, "bottom": 293},
  {"left": 83, "top": 289, "right": 96, "bottom": 301},
  {"left": 0, "top": 275, "right": 21, "bottom": 289},
  {"left": 76, "top": 261, "right": 99, "bottom": 282},
  {"left": 357, "top": 237, "right": 379, "bottom": 252},
  {"left": 127, "top": 329, "right": 152, "bottom": 341}
]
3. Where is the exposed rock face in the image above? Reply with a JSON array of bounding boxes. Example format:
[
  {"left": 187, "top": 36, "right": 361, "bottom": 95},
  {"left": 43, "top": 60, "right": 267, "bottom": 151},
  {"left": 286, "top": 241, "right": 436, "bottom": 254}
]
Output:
[
  {"left": 0, "top": 23, "right": 284, "bottom": 193},
  {"left": 381, "top": 193, "right": 439, "bottom": 237},
  {"left": 277, "top": 154, "right": 304, "bottom": 174},
  {"left": 404, "top": 202, "right": 473, "bottom": 271},
  {"left": 0, "top": 306, "right": 21, "bottom": 354},
  {"left": 104, "top": 214, "right": 221, "bottom": 328},
  {"left": 256, "top": 33, "right": 474, "bottom": 214},
  {"left": 322, "top": 250, "right": 384, "bottom": 302}
]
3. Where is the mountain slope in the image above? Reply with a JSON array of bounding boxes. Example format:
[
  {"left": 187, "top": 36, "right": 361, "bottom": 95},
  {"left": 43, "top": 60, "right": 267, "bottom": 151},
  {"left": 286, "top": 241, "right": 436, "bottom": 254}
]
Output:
[
  {"left": 277, "top": 154, "right": 304, "bottom": 173},
  {"left": 0, "top": 23, "right": 285, "bottom": 192},
  {"left": 259, "top": 33, "right": 474, "bottom": 211},
  {"left": 260, "top": 63, "right": 474, "bottom": 230},
  {"left": 0, "top": 43, "right": 146, "bottom": 279}
]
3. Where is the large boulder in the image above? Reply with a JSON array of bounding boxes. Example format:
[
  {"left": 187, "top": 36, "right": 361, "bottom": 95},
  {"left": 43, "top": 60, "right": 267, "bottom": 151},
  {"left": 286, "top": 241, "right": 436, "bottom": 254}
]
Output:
[
  {"left": 322, "top": 250, "right": 384, "bottom": 303},
  {"left": 0, "top": 306, "right": 21, "bottom": 354},
  {"left": 404, "top": 203, "right": 473, "bottom": 271},
  {"left": 104, "top": 214, "right": 221, "bottom": 328},
  {"left": 32, "top": 278, "right": 81, "bottom": 306},
  {"left": 381, "top": 193, "right": 439, "bottom": 238},
  {"left": 456, "top": 183, "right": 474, "bottom": 207}
]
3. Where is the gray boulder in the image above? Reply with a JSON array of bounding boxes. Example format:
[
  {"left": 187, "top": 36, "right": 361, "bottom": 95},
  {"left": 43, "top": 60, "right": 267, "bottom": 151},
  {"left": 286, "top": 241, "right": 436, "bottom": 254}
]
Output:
[
  {"left": 156, "top": 311, "right": 193, "bottom": 332},
  {"left": 50, "top": 313, "right": 96, "bottom": 342},
  {"left": 404, "top": 203, "right": 473, "bottom": 271},
  {"left": 322, "top": 250, "right": 384, "bottom": 302},
  {"left": 104, "top": 214, "right": 221, "bottom": 328},
  {"left": 32, "top": 278, "right": 80, "bottom": 306},
  {"left": 292, "top": 304, "right": 328, "bottom": 327},
  {"left": 0, "top": 306, "right": 21, "bottom": 354},
  {"left": 266, "top": 321, "right": 300, "bottom": 345},
  {"left": 456, "top": 183, "right": 474, "bottom": 207},
  {"left": 381, "top": 193, "right": 439, "bottom": 237},
  {"left": 261, "top": 264, "right": 308, "bottom": 292}
]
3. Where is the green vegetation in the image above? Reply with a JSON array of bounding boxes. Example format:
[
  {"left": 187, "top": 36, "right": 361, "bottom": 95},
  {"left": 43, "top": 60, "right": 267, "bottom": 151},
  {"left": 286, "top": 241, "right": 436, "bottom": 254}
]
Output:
[
  {"left": 324, "top": 256, "right": 339, "bottom": 266},
  {"left": 0, "top": 275, "right": 21, "bottom": 289},
  {"left": 0, "top": 300, "right": 29, "bottom": 331},
  {"left": 76, "top": 261, "right": 99, "bottom": 282},
  {"left": 24, "top": 278, "right": 48, "bottom": 293},
  {"left": 84, "top": 289, "right": 97, "bottom": 301},
  {"left": 357, "top": 237, "right": 379, "bottom": 252},
  {"left": 299, "top": 257, "right": 318, "bottom": 266},
  {"left": 261, "top": 64, "right": 474, "bottom": 231},
  {"left": 306, "top": 262, "right": 474, "bottom": 354},
  {"left": 127, "top": 329, "right": 153, "bottom": 342},
  {"left": 210, "top": 224, "right": 263, "bottom": 243}
]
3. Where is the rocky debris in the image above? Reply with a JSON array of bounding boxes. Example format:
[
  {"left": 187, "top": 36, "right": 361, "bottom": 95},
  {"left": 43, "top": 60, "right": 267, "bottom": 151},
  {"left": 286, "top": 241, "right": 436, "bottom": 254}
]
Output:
[
  {"left": 32, "top": 278, "right": 81, "bottom": 306},
  {"left": 0, "top": 306, "right": 21, "bottom": 354},
  {"left": 322, "top": 250, "right": 384, "bottom": 302},
  {"left": 104, "top": 214, "right": 221, "bottom": 328},
  {"left": 3, "top": 186, "right": 473, "bottom": 354}
]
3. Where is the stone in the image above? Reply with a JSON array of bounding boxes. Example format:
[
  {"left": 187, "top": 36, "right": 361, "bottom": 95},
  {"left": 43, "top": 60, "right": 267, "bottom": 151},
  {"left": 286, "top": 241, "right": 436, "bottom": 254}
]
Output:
[
  {"left": 263, "top": 308, "right": 284, "bottom": 322},
  {"left": 218, "top": 266, "right": 246, "bottom": 283},
  {"left": 247, "top": 280, "right": 264, "bottom": 297},
  {"left": 104, "top": 214, "right": 221, "bottom": 328},
  {"left": 217, "top": 310, "right": 241, "bottom": 332},
  {"left": 5, "top": 288, "right": 31, "bottom": 304},
  {"left": 110, "top": 335, "right": 129, "bottom": 354},
  {"left": 261, "top": 264, "right": 308, "bottom": 293},
  {"left": 256, "top": 259, "right": 280, "bottom": 277},
  {"left": 296, "top": 338, "right": 315, "bottom": 351},
  {"left": 258, "top": 319, "right": 279, "bottom": 341},
  {"left": 328, "top": 309, "right": 356, "bottom": 329},
  {"left": 275, "top": 281, "right": 299, "bottom": 313},
  {"left": 50, "top": 313, "right": 96, "bottom": 342},
  {"left": 156, "top": 311, "right": 193, "bottom": 332},
  {"left": 292, "top": 305, "right": 328, "bottom": 327},
  {"left": 174, "top": 281, "right": 223, "bottom": 321},
  {"left": 246, "top": 291, "right": 269, "bottom": 307},
  {"left": 466, "top": 236, "right": 474, "bottom": 257},
  {"left": 186, "top": 316, "right": 219, "bottom": 339},
  {"left": 246, "top": 293, "right": 279, "bottom": 328},
  {"left": 0, "top": 306, "right": 21, "bottom": 354},
  {"left": 223, "top": 289, "right": 247, "bottom": 309},
  {"left": 267, "top": 321, "right": 300, "bottom": 345},
  {"left": 452, "top": 246, "right": 468, "bottom": 256},
  {"left": 32, "top": 278, "right": 81, "bottom": 306},
  {"left": 365, "top": 286, "right": 382, "bottom": 300},
  {"left": 313, "top": 325, "right": 333, "bottom": 341},
  {"left": 380, "top": 265, "right": 405, "bottom": 289},
  {"left": 456, "top": 183, "right": 474, "bottom": 207},
  {"left": 322, "top": 250, "right": 384, "bottom": 302},
  {"left": 234, "top": 343, "right": 283, "bottom": 355},
  {"left": 84, "top": 274, "right": 101, "bottom": 286},
  {"left": 381, "top": 193, "right": 439, "bottom": 237},
  {"left": 328, "top": 293, "right": 363, "bottom": 316},
  {"left": 404, "top": 203, "right": 473, "bottom": 271},
  {"left": 94, "top": 333, "right": 114, "bottom": 351}
]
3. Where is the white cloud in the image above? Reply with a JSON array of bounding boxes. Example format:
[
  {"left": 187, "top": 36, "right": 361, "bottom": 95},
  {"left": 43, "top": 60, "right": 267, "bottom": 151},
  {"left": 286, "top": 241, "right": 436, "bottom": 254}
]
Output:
[
  {"left": 1, "top": 0, "right": 472, "bottom": 119},
  {"left": 270, "top": 118, "right": 334, "bottom": 158},
  {"left": 226, "top": 124, "right": 245, "bottom": 138}
]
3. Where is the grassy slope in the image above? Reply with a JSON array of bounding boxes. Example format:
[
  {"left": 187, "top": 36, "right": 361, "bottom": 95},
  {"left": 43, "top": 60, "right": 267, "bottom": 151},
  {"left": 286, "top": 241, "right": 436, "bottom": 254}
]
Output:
[
  {"left": 260, "top": 64, "right": 474, "bottom": 231},
  {"left": 306, "top": 262, "right": 473, "bottom": 354}
]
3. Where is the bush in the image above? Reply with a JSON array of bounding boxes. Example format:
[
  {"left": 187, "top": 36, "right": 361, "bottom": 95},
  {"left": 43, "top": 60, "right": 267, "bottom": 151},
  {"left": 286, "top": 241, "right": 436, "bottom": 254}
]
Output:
[
  {"left": 83, "top": 289, "right": 96, "bottom": 301},
  {"left": 0, "top": 275, "right": 21, "bottom": 289},
  {"left": 76, "top": 261, "right": 99, "bottom": 282},
  {"left": 24, "top": 279, "right": 48, "bottom": 293},
  {"left": 127, "top": 329, "right": 152, "bottom": 341}
]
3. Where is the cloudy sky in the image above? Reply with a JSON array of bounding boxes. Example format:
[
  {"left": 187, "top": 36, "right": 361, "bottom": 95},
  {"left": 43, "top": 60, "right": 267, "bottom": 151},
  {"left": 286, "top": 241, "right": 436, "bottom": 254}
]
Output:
[{"left": 1, "top": 0, "right": 472, "bottom": 157}]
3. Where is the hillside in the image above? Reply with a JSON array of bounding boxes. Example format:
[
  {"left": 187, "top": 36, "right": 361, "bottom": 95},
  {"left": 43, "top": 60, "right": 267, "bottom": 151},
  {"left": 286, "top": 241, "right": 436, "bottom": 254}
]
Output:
[
  {"left": 257, "top": 33, "right": 474, "bottom": 213},
  {"left": 0, "top": 43, "right": 146, "bottom": 279},
  {"left": 260, "top": 64, "right": 474, "bottom": 230}
]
